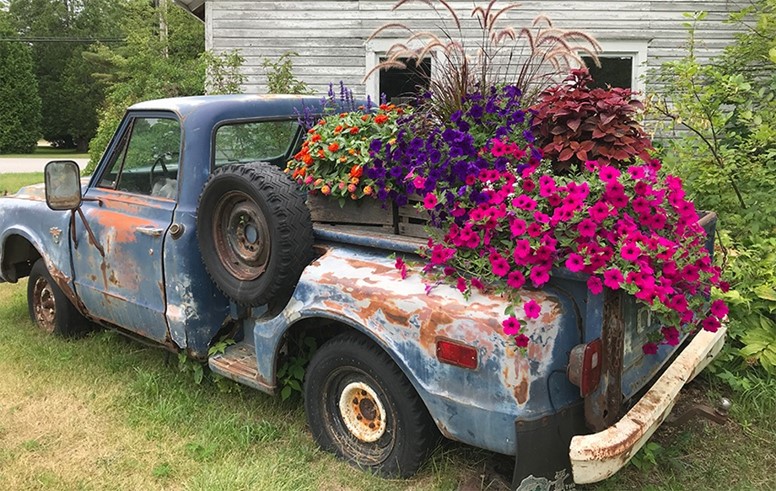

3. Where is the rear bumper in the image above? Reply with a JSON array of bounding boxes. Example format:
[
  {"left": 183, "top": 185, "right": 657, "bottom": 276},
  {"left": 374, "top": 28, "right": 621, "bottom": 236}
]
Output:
[{"left": 569, "top": 325, "right": 727, "bottom": 484}]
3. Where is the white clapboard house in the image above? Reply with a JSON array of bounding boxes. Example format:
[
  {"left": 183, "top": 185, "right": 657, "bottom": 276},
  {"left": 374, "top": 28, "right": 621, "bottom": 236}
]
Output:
[{"left": 174, "top": 1, "right": 745, "bottom": 100}]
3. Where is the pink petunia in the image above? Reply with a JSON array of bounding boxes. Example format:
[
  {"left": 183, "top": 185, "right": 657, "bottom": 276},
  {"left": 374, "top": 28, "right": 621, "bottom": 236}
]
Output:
[
  {"left": 577, "top": 219, "right": 597, "bottom": 238},
  {"left": 502, "top": 316, "right": 520, "bottom": 335},
  {"left": 584, "top": 160, "right": 599, "bottom": 172},
  {"left": 456, "top": 277, "right": 467, "bottom": 293},
  {"left": 710, "top": 299, "right": 728, "bottom": 319},
  {"left": 529, "top": 268, "right": 550, "bottom": 287},
  {"left": 413, "top": 176, "right": 426, "bottom": 190},
  {"left": 599, "top": 165, "right": 621, "bottom": 183},
  {"left": 509, "top": 218, "right": 527, "bottom": 237},
  {"left": 471, "top": 277, "right": 485, "bottom": 291},
  {"left": 491, "top": 138, "right": 508, "bottom": 157},
  {"left": 489, "top": 253, "right": 510, "bottom": 277},
  {"left": 565, "top": 253, "right": 585, "bottom": 272},
  {"left": 620, "top": 242, "right": 642, "bottom": 262},
  {"left": 701, "top": 316, "right": 721, "bottom": 333},
  {"left": 512, "top": 239, "right": 531, "bottom": 262},
  {"left": 603, "top": 268, "right": 624, "bottom": 289},
  {"left": 394, "top": 257, "right": 407, "bottom": 279},
  {"left": 524, "top": 300, "right": 542, "bottom": 319},
  {"left": 588, "top": 202, "right": 610, "bottom": 222},
  {"left": 507, "top": 269, "right": 526, "bottom": 289},
  {"left": 587, "top": 276, "right": 604, "bottom": 295},
  {"left": 423, "top": 192, "right": 438, "bottom": 209}
]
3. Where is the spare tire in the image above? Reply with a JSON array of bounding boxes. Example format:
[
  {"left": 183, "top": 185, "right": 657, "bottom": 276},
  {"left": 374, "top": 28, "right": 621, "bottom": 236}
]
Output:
[{"left": 197, "top": 162, "right": 314, "bottom": 307}]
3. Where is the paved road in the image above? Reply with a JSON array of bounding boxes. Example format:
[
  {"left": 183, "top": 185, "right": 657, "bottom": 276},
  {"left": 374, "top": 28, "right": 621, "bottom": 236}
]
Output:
[{"left": 0, "top": 157, "right": 90, "bottom": 174}]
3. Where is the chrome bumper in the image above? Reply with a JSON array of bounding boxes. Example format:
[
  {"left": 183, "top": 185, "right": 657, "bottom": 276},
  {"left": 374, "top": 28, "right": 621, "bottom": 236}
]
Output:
[{"left": 569, "top": 326, "right": 727, "bottom": 484}]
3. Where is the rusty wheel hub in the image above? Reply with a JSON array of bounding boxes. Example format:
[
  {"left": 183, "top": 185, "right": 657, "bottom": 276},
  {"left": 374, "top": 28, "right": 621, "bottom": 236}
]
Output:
[
  {"left": 32, "top": 276, "right": 56, "bottom": 333},
  {"left": 212, "top": 191, "right": 271, "bottom": 281},
  {"left": 338, "top": 382, "right": 387, "bottom": 443}
]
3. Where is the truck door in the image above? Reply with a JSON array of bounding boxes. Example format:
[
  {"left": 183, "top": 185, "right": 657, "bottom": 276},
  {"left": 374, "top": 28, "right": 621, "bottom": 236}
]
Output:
[{"left": 72, "top": 113, "right": 180, "bottom": 345}]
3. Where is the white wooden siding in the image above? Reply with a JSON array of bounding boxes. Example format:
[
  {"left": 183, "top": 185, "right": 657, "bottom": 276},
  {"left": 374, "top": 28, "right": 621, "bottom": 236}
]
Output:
[{"left": 205, "top": 0, "right": 746, "bottom": 96}]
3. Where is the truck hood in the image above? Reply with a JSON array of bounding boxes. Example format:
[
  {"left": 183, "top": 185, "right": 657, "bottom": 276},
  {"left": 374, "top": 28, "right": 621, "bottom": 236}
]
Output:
[{"left": 6, "top": 178, "right": 90, "bottom": 202}]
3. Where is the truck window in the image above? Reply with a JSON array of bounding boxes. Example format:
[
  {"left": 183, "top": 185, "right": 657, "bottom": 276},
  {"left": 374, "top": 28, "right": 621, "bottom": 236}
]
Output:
[
  {"left": 214, "top": 120, "right": 300, "bottom": 168},
  {"left": 98, "top": 117, "right": 181, "bottom": 199}
]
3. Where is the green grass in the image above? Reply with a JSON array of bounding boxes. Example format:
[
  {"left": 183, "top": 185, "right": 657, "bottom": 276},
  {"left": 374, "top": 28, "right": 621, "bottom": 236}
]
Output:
[
  {"left": 0, "top": 173, "right": 44, "bottom": 195},
  {"left": 0, "top": 146, "right": 88, "bottom": 159},
  {"left": 0, "top": 284, "right": 774, "bottom": 489}
]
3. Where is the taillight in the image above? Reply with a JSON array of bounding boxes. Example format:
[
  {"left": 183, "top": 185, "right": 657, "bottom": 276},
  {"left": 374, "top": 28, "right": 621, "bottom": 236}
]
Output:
[
  {"left": 436, "top": 339, "right": 478, "bottom": 369},
  {"left": 567, "top": 338, "right": 603, "bottom": 397}
]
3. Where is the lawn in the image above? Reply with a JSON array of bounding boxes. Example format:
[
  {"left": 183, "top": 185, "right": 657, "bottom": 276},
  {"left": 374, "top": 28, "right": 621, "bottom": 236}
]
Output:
[
  {"left": 0, "top": 146, "right": 88, "bottom": 160},
  {"left": 0, "top": 172, "right": 774, "bottom": 490},
  {"left": 0, "top": 173, "right": 43, "bottom": 195}
]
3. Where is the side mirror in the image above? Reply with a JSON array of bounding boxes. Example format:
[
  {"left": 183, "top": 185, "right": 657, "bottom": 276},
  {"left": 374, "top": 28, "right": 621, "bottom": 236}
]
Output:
[{"left": 44, "top": 160, "right": 82, "bottom": 211}]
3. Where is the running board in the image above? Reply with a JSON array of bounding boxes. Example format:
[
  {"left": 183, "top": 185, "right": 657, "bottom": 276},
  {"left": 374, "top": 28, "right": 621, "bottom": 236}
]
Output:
[{"left": 208, "top": 342, "right": 275, "bottom": 394}]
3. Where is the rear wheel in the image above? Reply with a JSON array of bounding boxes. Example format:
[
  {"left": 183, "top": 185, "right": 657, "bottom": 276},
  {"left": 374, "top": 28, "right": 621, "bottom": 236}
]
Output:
[
  {"left": 27, "top": 259, "right": 89, "bottom": 337},
  {"left": 304, "top": 334, "right": 438, "bottom": 477}
]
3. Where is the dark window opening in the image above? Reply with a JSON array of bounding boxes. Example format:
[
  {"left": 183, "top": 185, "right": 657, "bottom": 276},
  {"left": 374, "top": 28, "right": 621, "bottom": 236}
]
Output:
[
  {"left": 379, "top": 57, "right": 431, "bottom": 104},
  {"left": 581, "top": 56, "right": 633, "bottom": 90}
]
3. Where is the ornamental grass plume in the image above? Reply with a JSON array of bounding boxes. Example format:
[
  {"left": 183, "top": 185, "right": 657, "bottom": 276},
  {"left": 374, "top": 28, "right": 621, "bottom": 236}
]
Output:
[{"left": 365, "top": 0, "right": 601, "bottom": 120}]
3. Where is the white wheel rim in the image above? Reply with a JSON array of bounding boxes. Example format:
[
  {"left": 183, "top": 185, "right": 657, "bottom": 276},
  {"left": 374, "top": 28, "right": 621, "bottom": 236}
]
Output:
[{"left": 338, "top": 381, "right": 387, "bottom": 443}]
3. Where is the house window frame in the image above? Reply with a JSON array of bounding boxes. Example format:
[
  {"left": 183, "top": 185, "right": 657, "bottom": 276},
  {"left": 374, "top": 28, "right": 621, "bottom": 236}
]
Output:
[
  {"left": 582, "top": 39, "right": 649, "bottom": 95},
  {"left": 365, "top": 38, "right": 434, "bottom": 102}
]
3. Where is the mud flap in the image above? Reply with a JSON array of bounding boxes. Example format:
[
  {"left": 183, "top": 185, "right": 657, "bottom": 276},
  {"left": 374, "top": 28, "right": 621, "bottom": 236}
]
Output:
[{"left": 513, "top": 402, "right": 587, "bottom": 490}]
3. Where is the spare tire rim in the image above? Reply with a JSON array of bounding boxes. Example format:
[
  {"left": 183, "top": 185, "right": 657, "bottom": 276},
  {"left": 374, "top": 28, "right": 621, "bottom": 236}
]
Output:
[
  {"left": 212, "top": 190, "right": 271, "bottom": 281},
  {"left": 338, "top": 381, "right": 387, "bottom": 443},
  {"left": 32, "top": 276, "right": 56, "bottom": 333}
]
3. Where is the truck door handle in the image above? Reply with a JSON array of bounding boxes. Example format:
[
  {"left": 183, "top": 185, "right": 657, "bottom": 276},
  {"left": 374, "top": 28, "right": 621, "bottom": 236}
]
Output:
[{"left": 136, "top": 226, "right": 164, "bottom": 237}]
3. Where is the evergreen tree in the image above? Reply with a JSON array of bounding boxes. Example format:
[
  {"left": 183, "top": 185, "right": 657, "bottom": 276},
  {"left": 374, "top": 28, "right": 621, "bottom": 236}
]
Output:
[{"left": 0, "top": 11, "right": 41, "bottom": 153}]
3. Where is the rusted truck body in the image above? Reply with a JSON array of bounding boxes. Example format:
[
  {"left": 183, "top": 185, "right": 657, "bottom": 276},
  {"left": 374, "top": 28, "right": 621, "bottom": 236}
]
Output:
[{"left": 0, "top": 95, "right": 726, "bottom": 488}]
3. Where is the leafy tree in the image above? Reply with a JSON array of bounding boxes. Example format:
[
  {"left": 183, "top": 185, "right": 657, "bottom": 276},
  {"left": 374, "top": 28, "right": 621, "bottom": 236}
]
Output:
[
  {"left": 8, "top": 0, "right": 125, "bottom": 150},
  {"left": 0, "top": 10, "right": 41, "bottom": 153}
]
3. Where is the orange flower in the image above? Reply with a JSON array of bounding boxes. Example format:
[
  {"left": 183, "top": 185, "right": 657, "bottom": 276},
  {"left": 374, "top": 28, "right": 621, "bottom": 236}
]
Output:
[
  {"left": 339, "top": 156, "right": 347, "bottom": 163},
  {"left": 334, "top": 125, "right": 343, "bottom": 134},
  {"left": 349, "top": 177, "right": 359, "bottom": 185},
  {"left": 347, "top": 184, "right": 357, "bottom": 193},
  {"left": 350, "top": 127, "right": 359, "bottom": 135},
  {"left": 363, "top": 185, "right": 373, "bottom": 195},
  {"left": 321, "top": 185, "right": 331, "bottom": 195},
  {"left": 314, "top": 178, "right": 324, "bottom": 187},
  {"left": 350, "top": 193, "right": 358, "bottom": 200},
  {"left": 311, "top": 133, "right": 321, "bottom": 142},
  {"left": 350, "top": 165, "right": 363, "bottom": 178},
  {"left": 292, "top": 167, "right": 306, "bottom": 179},
  {"left": 318, "top": 119, "right": 326, "bottom": 125},
  {"left": 317, "top": 150, "right": 325, "bottom": 159},
  {"left": 397, "top": 107, "right": 404, "bottom": 115},
  {"left": 339, "top": 112, "right": 348, "bottom": 118},
  {"left": 374, "top": 114, "right": 389, "bottom": 125},
  {"left": 348, "top": 148, "right": 356, "bottom": 156},
  {"left": 302, "top": 154, "right": 313, "bottom": 165},
  {"left": 361, "top": 114, "right": 370, "bottom": 122},
  {"left": 379, "top": 103, "right": 389, "bottom": 111},
  {"left": 328, "top": 142, "right": 340, "bottom": 152}
]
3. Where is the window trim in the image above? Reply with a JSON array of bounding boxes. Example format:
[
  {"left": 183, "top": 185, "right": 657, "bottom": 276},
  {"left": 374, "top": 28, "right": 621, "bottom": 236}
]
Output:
[
  {"left": 365, "top": 38, "right": 434, "bottom": 102},
  {"left": 582, "top": 39, "right": 649, "bottom": 95}
]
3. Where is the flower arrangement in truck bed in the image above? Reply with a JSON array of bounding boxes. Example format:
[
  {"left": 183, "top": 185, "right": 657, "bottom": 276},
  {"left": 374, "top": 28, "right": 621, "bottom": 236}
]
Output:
[{"left": 285, "top": 1, "right": 728, "bottom": 352}]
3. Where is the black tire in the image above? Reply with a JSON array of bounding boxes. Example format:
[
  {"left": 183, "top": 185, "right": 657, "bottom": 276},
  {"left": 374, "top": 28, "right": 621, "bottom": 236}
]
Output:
[
  {"left": 304, "top": 334, "right": 438, "bottom": 478},
  {"left": 27, "top": 258, "right": 89, "bottom": 337},
  {"left": 197, "top": 162, "right": 314, "bottom": 307}
]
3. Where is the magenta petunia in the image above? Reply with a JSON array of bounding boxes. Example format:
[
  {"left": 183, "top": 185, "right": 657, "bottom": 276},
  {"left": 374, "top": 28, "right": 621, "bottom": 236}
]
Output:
[
  {"left": 509, "top": 218, "right": 527, "bottom": 237},
  {"left": 642, "top": 342, "right": 659, "bottom": 355},
  {"left": 524, "top": 300, "right": 542, "bottom": 319},
  {"left": 507, "top": 269, "right": 526, "bottom": 289},
  {"left": 489, "top": 253, "right": 510, "bottom": 277},
  {"left": 701, "top": 316, "right": 721, "bottom": 332},
  {"left": 413, "top": 176, "right": 426, "bottom": 190},
  {"left": 598, "top": 165, "right": 621, "bottom": 183},
  {"left": 502, "top": 316, "right": 520, "bottom": 335},
  {"left": 587, "top": 276, "right": 604, "bottom": 295},
  {"left": 471, "top": 277, "right": 485, "bottom": 291},
  {"left": 529, "top": 268, "right": 550, "bottom": 287},
  {"left": 577, "top": 219, "right": 597, "bottom": 238},
  {"left": 710, "top": 299, "right": 728, "bottom": 319},
  {"left": 603, "top": 268, "right": 624, "bottom": 289},
  {"left": 620, "top": 242, "right": 642, "bottom": 262},
  {"left": 456, "top": 277, "right": 467, "bottom": 293},
  {"left": 584, "top": 160, "right": 599, "bottom": 172},
  {"left": 491, "top": 138, "right": 508, "bottom": 157},
  {"left": 565, "top": 253, "right": 585, "bottom": 272},
  {"left": 588, "top": 202, "right": 610, "bottom": 222},
  {"left": 661, "top": 326, "right": 681, "bottom": 346},
  {"left": 423, "top": 192, "right": 438, "bottom": 209}
]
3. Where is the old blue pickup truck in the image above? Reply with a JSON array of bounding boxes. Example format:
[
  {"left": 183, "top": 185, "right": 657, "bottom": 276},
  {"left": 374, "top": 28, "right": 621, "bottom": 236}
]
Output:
[{"left": 0, "top": 95, "right": 726, "bottom": 489}]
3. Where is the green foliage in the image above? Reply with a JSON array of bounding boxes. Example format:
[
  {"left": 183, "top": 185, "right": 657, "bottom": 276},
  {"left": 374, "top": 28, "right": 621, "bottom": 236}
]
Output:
[
  {"left": 85, "top": 0, "right": 206, "bottom": 174},
  {"left": 262, "top": 52, "right": 312, "bottom": 94},
  {"left": 202, "top": 50, "right": 246, "bottom": 95},
  {"left": 177, "top": 352, "right": 205, "bottom": 385},
  {"left": 649, "top": 4, "right": 776, "bottom": 379},
  {"left": 277, "top": 335, "right": 317, "bottom": 401},
  {"left": 0, "top": 10, "right": 41, "bottom": 153},
  {"left": 629, "top": 441, "right": 664, "bottom": 471}
]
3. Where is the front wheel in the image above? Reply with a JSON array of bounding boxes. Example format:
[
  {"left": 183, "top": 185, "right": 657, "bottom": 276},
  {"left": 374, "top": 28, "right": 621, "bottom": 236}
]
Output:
[
  {"left": 27, "top": 258, "right": 89, "bottom": 337},
  {"left": 304, "top": 334, "right": 438, "bottom": 478}
]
